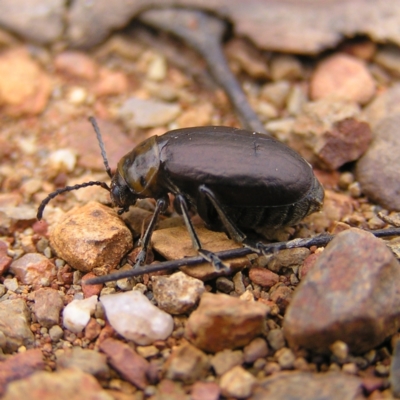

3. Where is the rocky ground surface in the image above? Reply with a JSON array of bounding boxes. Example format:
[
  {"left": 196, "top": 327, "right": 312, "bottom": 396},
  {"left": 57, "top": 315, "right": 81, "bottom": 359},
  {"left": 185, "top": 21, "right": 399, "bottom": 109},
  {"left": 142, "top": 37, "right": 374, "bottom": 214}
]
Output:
[{"left": 2, "top": 3, "right": 400, "bottom": 400}]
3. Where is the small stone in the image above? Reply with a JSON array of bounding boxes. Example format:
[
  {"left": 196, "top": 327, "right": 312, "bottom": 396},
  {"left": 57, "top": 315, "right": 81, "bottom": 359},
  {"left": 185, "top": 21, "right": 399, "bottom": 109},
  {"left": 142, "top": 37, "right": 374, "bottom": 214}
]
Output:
[
  {"left": 100, "top": 290, "right": 173, "bottom": 345},
  {"left": 147, "top": 54, "right": 167, "bottom": 81},
  {"left": 54, "top": 51, "right": 98, "bottom": 80},
  {"left": 211, "top": 349, "right": 243, "bottom": 376},
  {"left": 152, "top": 271, "right": 205, "bottom": 315},
  {"left": 93, "top": 68, "right": 128, "bottom": 96},
  {"left": 374, "top": 45, "right": 400, "bottom": 76},
  {"left": 81, "top": 272, "right": 103, "bottom": 298},
  {"left": 356, "top": 114, "right": 400, "bottom": 210},
  {"left": 267, "top": 248, "right": 311, "bottom": 272},
  {"left": 63, "top": 295, "right": 98, "bottom": 333},
  {"left": 249, "top": 268, "right": 279, "bottom": 288},
  {"left": 0, "top": 298, "right": 34, "bottom": 352},
  {"left": 50, "top": 202, "right": 132, "bottom": 272},
  {"left": 0, "top": 47, "right": 52, "bottom": 116},
  {"left": 342, "top": 363, "right": 358, "bottom": 375},
  {"left": 243, "top": 337, "right": 269, "bottom": 364},
  {"left": 215, "top": 276, "right": 234, "bottom": 293},
  {"left": 270, "top": 284, "right": 293, "bottom": 313},
  {"left": 10, "top": 253, "right": 56, "bottom": 288},
  {"left": 260, "top": 80, "right": 291, "bottom": 109},
  {"left": 270, "top": 54, "right": 303, "bottom": 81},
  {"left": 220, "top": 365, "right": 256, "bottom": 399},
  {"left": 165, "top": 342, "right": 210, "bottom": 384},
  {"left": 119, "top": 97, "right": 181, "bottom": 129},
  {"left": 3, "top": 278, "right": 18, "bottom": 292},
  {"left": 284, "top": 228, "right": 400, "bottom": 353},
  {"left": 275, "top": 347, "right": 296, "bottom": 369},
  {"left": 310, "top": 53, "right": 375, "bottom": 104},
  {"left": 185, "top": 292, "right": 269, "bottom": 353},
  {"left": 34, "top": 288, "right": 63, "bottom": 328},
  {"left": 49, "top": 325, "right": 63, "bottom": 341},
  {"left": 267, "top": 329, "right": 286, "bottom": 351},
  {"left": 330, "top": 340, "right": 349, "bottom": 362},
  {"left": 66, "top": 87, "right": 87, "bottom": 105},
  {"left": 99, "top": 337, "right": 150, "bottom": 389},
  {"left": 2, "top": 368, "right": 113, "bottom": 400},
  {"left": 57, "top": 347, "right": 109, "bottom": 378},
  {"left": 0, "top": 349, "right": 45, "bottom": 397},
  {"left": 136, "top": 345, "right": 159, "bottom": 358},
  {"left": 191, "top": 381, "right": 220, "bottom": 400}
]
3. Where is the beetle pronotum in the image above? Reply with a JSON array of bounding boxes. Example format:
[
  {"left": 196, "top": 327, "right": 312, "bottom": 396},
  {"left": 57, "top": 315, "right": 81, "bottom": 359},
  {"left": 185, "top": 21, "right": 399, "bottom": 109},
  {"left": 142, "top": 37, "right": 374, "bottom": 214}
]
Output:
[{"left": 38, "top": 118, "right": 324, "bottom": 272}]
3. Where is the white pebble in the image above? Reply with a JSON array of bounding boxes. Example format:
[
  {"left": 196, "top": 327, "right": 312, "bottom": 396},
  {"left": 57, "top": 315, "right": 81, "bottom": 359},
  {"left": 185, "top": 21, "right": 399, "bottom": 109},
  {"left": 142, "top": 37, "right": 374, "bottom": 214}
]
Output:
[
  {"left": 3, "top": 278, "right": 18, "bottom": 292},
  {"left": 63, "top": 295, "right": 98, "bottom": 333},
  {"left": 48, "top": 149, "right": 77, "bottom": 172},
  {"left": 100, "top": 290, "right": 174, "bottom": 345}
]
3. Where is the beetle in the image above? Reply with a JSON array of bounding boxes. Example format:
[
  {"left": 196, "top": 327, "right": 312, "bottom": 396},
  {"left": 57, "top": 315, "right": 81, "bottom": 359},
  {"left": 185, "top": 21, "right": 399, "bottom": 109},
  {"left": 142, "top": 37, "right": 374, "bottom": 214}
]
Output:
[{"left": 37, "top": 118, "right": 324, "bottom": 271}]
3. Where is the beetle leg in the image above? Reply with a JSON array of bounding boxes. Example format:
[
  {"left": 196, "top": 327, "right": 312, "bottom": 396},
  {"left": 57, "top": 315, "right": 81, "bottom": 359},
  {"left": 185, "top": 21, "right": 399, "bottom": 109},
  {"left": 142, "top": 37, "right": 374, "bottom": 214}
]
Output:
[
  {"left": 133, "top": 197, "right": 168, "bottom": 268},
  {"left": 175, "top": 194, "right": 229, "bottom": 272}
]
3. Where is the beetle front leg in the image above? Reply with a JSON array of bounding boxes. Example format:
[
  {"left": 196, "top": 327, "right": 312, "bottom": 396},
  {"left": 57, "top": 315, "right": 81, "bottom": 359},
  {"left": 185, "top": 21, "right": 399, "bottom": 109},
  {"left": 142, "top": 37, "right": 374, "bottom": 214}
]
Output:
[
  {"left": 175, "top": 194, "right": 229, "bottom": 272},
  {"left": 133, "top": 197, "right": 168, "bottom": 268}
]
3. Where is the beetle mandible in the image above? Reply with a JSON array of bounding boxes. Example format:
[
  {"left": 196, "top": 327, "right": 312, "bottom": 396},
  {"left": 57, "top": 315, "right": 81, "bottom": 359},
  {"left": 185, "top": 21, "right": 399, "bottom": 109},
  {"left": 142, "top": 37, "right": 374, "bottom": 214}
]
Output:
[{"left": 37, "top": 118, "right": 324, "bottom": 271}]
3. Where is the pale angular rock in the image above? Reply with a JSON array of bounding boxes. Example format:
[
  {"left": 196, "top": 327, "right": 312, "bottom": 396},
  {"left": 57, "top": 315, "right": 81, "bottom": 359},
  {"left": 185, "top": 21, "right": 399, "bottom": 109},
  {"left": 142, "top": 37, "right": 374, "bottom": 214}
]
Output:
[
  {"left": 0, "top": 298, "right": 34, "bottom": 352},
  {"left": 220, "top": 365, "right": 256, "bottom": 399},
  {"left": 152, "top": 271, "right": 205, "bottom": 314},
  {"left": 185, "top": 293, "right": 269, "bottom": 353},
  {"left": 100, "top": 290, "right": 173, "bottom": 345},
  {"left": 63, "top": 295, "right": 98, "bottom": 333},
  {"left": 211, "top": 349, "right": 243, "bottom": 376},
  {"left": 50, "top": 202, "right": 132, "bottom": 272},
  {"left": 284, "top": 228, "right": 400, "bottom": 353},
  {"left": 10, "top": 253, "right": 56, "bottom": 288}
]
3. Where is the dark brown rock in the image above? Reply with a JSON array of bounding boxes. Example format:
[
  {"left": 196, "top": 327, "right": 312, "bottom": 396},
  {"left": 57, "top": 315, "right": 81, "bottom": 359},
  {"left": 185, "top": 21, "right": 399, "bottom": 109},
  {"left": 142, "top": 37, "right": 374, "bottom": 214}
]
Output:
[
  {"left": 185, "top": 292, "right": 269, "bottom": 353},
  {"left": 284, "top": 228, "right": 400, "bottom": 354},
  {"left": 249, "top": 267, "right": 279, "bottom": 288},
  {"left": 50, "top": 202, "right": 132, "bottom": 272},
  {"left": 99, "top": 337, "right": 150, "bottom": 389}
]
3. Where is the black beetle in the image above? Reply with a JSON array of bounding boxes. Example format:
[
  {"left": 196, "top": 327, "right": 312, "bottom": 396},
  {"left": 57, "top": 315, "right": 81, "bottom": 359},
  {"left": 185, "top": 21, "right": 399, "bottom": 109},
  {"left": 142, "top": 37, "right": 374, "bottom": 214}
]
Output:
[{"left": 38, "top": 118, "right": 324, "bottom": 271}]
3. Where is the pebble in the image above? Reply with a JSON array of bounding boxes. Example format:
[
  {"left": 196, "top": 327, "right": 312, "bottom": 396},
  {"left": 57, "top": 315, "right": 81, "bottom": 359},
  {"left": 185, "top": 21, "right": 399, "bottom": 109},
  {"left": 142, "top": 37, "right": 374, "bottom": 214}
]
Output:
[
  {"left": 0, "top": 47, "right": 52, "bottom": 116},
  {"left": 191, "top": 381, "right": 220, "bottom": 400},
  {"left": 164, "top": 342, "right": 210, "bottom": 384},
  {"left": 356, "top": 114, "right": 400, "bottom": 210},
  {"left": 1, "top": 368, "right": 113, "bottom": 400},
  {"left": 284, "top": 228, "right": 400, "bottom": 353},
  {"left": 249, "top": 268, "right": 279, "bottom": 288},
  {"left": 93, "top": 68, "right": 129, "bottom": 96},
  {"left": 118, "top": 97, "right": 181, "bottom": 129},
  {"left": 56, "top": 347, "right": 109, "bottom": 378},
  {"left": 185, "top": 292, "right": 269, "bottom": 353},
  {"left": 0, "top": 298, "right": 34, "bottom": 352},
  {"left": 252, "top": 371, "right": 363, "bottom": 400},
  {"left": 243, "top": 338, "right": 269, "bottom": 364},
  {"left": 211, "top": 349, "right": 244, "bottom": 376},
  {"left": 374, "top": 44, "right": 400, "bottom": 76},
  {"left": 47, "top": 149, "right": 77, "bottom": 173},
  {"left": 215, "top": 276, "right": 234, "bottom": 293},
  {"left": 10, "top": 252, "right": 56, "bottom": 288},
  {"left": 291, "top": 99, "right": 371, "bottom": 170},
  {"left": 260, "top": 80, "right": 291, "bottom": 108},
  {"left": 49, "top": 325, "right": 63, "bottom": 341},
  {"left": 152, "top": 271, "right": 205, "bottom": 314},
  {"left": 34, "top": 287, "right": 63, "bottom": 328},
  {"left": 310, "top": 53, "right": 375, "bottom": 104},
  {"left": 265, "top": 247, "right": 311, "bottom": 272},
  {"left": 84, "top": 318, "right": 102, "bottom": 341},
  {"left": 99, "top": 337, "right": 150, "bottom": 389},
  {"left": 100, "top": 290, "right": 173, "bottom": 345},
  {"left": 63, "top": 295, "right": 98, "bottom": 333},
  {"left": 220, "top": 365, "right": 256, "bottom": 399},
  {"left": 267, "top": 329, "right": 286, "bottom": 351},
  {"left": 0, "top": 349, "right": 45, "bottom": 397},
  {"left": 275, "top": 347, "right": 296, "bottom": 369},
  {"left": 270, "top": 54, "right": 303, "bottom": 81},
  {"left": 3, "top": 278, "right": 18, "bottom": 292},
  {"left": 50, "top": 202, "right": 132, "bottom": 273},
  {"left": 54, "top": 51, "right": 99, "bottom": 80}
]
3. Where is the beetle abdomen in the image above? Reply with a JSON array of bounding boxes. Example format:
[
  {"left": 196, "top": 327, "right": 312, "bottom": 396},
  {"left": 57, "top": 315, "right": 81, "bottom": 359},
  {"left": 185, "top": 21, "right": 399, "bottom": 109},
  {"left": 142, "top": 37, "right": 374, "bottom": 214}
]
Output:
[{"left": 158, "top": 126, "right": 315, "bottom": 208}]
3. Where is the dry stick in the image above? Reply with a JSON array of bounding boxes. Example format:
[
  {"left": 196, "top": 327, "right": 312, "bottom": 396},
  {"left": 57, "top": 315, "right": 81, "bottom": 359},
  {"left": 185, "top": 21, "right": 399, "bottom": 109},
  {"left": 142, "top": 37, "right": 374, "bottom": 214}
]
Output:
[{"left": 84, "top": 227, "right": 400, "bottom": 285}]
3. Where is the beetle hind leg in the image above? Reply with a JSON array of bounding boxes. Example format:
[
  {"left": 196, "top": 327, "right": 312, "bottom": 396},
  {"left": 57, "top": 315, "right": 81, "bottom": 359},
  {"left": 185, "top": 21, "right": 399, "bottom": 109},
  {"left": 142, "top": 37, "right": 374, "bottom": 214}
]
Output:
[{"left": 175, "top": 194, "right": 229, "bottom": 272}]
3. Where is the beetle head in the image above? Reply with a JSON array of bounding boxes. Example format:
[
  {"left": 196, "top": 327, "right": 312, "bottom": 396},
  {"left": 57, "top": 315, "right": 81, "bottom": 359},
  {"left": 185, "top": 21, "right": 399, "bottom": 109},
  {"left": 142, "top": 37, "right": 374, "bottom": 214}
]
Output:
[{"left": 110, "top": 169, "right": 139, "bottom": 214}]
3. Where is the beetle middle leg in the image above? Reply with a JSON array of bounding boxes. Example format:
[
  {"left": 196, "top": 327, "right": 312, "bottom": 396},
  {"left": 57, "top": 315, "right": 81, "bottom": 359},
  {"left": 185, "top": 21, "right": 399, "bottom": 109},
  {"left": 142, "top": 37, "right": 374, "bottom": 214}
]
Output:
[{"left": 175, "top": 194, "right": 229, "bottom": 272}]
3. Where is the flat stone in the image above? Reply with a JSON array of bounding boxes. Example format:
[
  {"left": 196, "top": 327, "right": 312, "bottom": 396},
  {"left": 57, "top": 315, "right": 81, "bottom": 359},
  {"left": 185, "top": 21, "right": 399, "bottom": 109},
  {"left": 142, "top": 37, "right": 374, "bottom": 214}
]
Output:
[
  {"left": 151, "top": 225, "right": 249, "bottom": 280},
  {"left": 152, "top": 271, "right": 205, "bottom": 314},
  {"left": 0, "top": 298, "right": 34, "bottom": 352},
  {"left": 34, "top": 288, "right": 64, "bottom": 328},
  {"left": 100, "top": 290, "right": 173, "bottom": 345},
  {"left": 284, "top": 228, "right": 400, "bottom": 354},
  {"left": 310, "top": 53, "right": 375, "bottom": 104},
  {"left": 356, "top": 114, "right": 400, "bottom": 210},
  {"left": 164, "top": 342, "right": 210, "bottom": 384},
  {"left": 185, "top": 292, "right": 269, "bottom": 353},
  {"left": 10, "top": 253, "right": 56, "bottom": 288},
  {"left": 50, "top": 202, "right": 132, "bottom": 273},
  {"left": 249, "top": 268, "right": 279, "bottom": 288},
  {"left": 2, "top": 368, "right": 113, "bottom": 400},
  {"left": 251, "top": 371, "right": 364, "bottom": 400},
  {"left": 99, "top": 338, "right": 150, "bottom": 389}
]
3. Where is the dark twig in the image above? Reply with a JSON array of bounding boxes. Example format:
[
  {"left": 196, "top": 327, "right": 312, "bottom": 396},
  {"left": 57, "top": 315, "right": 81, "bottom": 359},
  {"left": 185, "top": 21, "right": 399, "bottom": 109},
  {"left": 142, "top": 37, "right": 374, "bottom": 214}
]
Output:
[{"left": 84, "top": 227, "right": 400, "bottom": 285}]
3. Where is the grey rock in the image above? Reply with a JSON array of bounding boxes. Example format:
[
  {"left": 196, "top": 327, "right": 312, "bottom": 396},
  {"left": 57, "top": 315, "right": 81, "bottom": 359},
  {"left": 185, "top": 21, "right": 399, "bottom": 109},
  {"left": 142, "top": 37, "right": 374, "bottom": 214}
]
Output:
[{"left": 34, "top": 288, "right": 64, "bottom": 328}]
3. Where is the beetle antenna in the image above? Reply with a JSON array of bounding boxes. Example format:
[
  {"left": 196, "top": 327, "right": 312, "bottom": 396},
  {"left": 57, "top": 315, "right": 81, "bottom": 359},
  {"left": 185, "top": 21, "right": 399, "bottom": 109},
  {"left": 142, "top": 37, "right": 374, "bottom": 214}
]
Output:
[
  {"left": 37, "top": 181, "right": 110, "bottom": 220},
  {"left": 89, "top": 116, "right": 113, "bottom": 179}
]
